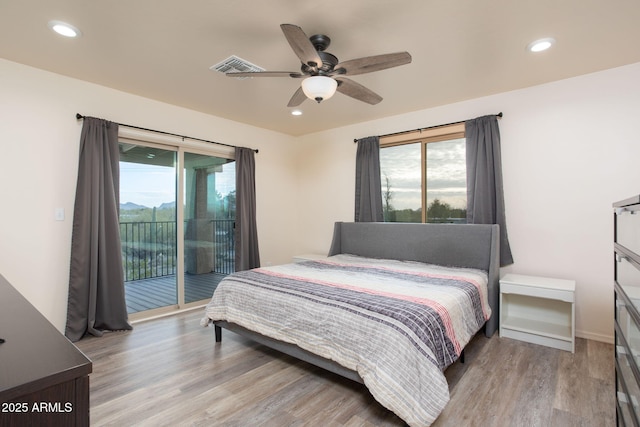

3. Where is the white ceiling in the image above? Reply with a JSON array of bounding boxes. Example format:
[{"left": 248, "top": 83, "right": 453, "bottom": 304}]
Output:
[{"left": 2, "top": 1, "right": 639, "bottom": 136}]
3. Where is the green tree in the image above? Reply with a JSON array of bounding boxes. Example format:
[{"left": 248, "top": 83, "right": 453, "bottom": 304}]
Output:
[
  {"left": 427, "top": 199, "right": 450, "bottom": 220},
  {"left": 427, "top": 198, "right": 467, "bottom": 223}
]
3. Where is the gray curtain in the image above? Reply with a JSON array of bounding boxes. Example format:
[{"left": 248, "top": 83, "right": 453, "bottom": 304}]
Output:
[
  {"left": 466, "top": 115, "right": 514, "bottom": 266},
  {"left": 235, "top": 147, "right": 260, "bottom": 271},
  {"left": 355, "top": 136, "right": 383, "bottom": 222},
  {"left": 65, "top": 117, "right": 131, "bottom": 342}
]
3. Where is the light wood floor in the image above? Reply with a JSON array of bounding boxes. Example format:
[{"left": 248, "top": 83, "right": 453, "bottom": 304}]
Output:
[{"left": 76, "top": 309, "right": 615, "bottom": 427}]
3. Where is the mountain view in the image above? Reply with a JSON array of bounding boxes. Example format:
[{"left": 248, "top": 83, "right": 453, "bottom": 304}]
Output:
[
  {"left": 119, "top": 190, "right": 235, "bottom": 223},
  {"left": 119, "top": 201, "right": 176, "bottom": 222}
]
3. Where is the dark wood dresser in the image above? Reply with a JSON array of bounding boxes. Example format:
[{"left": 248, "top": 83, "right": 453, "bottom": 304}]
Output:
[{"left": 0, "top": 274, "right": 92, "bottom": 426}]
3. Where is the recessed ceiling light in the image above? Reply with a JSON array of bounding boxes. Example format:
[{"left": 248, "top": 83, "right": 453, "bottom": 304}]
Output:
[
  {"left": 291, "top": 110, "right": 303, "bottom": 116},
  {"left": 48, "top": 20, "right": 82, "bottom": 38},
  {"left": 527, "top": 37, "right": 555, "bottom": 53}
]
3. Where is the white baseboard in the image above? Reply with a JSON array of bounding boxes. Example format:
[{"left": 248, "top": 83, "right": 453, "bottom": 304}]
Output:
[{"left": 576, "top": 329, "right": 614, "bottom": 344}]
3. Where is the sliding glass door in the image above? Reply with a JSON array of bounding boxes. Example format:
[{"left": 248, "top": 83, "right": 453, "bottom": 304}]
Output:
[{"left": 118, "top": 140, "right": 235, "bottom": 317}]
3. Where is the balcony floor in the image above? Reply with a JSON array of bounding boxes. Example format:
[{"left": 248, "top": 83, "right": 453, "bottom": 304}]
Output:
[{"left": 124, "top": 271, "right": 226, "bottom": 314}]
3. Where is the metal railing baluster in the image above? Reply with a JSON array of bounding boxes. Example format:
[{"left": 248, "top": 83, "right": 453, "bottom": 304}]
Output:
[{"left": 120, "top": 219, "right": 235, "bottom": 282}]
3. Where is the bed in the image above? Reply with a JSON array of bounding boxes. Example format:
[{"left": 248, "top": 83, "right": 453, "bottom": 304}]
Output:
[{"left": 201, "top": 221, "right": 500, "bottom": 426}]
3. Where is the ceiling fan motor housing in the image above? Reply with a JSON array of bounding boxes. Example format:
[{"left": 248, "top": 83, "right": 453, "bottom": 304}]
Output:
[{"left": 302, "top": 51, "right": 339, "bottom": 75}]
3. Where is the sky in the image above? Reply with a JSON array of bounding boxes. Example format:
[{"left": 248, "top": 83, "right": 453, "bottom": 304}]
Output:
[
  {"left": 120, "top": 161, "right": 235, "bottom": 208},
  {"left": 380, "top": 138, "right": 466, "bottom": 210}
]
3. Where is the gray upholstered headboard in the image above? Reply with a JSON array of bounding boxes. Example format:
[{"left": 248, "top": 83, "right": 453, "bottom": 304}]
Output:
[{"left": 327, "top": 221, "right": 500, "bottom": 337}]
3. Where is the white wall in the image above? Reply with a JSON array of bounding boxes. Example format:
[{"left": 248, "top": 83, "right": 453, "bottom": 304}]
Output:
[
  {"left": 295, "top": 62, "right": 640, "bottom": 343},
  {"left": 3, "top": 57, "right": 639, "bottom": 342},
  {"left": 0, "top": 59, "right": 299, "bottom": 332}
]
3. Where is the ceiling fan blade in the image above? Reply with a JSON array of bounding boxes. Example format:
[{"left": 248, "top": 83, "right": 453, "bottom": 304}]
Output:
[
  {"left": 287, "top": 86, "right": 307, "bottom": 107},
  {"left": 280, "top": 24, "right": 323, "bottom": 68},
  {"left": 226, "top": 71, "right": 304, "bottom": 78},
  {"left": 334, "top": 52, "right": 412, "bottom": 76},
  {"left": 335, "top": 77, "right": 382, "bottom": 105}
]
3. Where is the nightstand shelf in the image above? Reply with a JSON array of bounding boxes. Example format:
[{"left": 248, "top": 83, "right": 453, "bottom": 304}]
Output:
[
  {"left": 499, "top": 273, "right": 575, "bottom": 353},
  {"left": 501, "top": 314, "right": 572, "bottom": 340}
]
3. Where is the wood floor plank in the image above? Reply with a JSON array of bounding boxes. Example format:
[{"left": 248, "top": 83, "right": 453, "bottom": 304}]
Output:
[
  {"left": 588, "top": 339, "right": 615, "bottom": 381},
  {"left": 75, "top": 309, "right": 615, "bottom": 426},
  {"left": 507, "top": 342, "right": 559, "bottom": 426}
]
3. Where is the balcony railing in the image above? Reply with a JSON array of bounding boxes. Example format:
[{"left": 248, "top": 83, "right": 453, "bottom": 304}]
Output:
[{"left": 120, "top": 219, "right": 235, "bottom": 282}]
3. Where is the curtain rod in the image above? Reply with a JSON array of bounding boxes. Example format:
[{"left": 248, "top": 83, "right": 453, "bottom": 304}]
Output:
[
  {"left": 76, "top": 113, "right": 258, "bottom": 153},
  {"left": 353, "top": 112, "right": 503, "bottom": 143}
]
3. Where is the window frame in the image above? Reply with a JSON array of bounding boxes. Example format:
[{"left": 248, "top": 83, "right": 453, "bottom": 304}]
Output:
[{"left": 380, "top": 122, "right": 465, "bottom": 223}]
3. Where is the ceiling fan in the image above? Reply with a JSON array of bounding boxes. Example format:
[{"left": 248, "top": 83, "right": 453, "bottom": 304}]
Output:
[{"left": 226, "top": 24, "right": 412, "bottom": 107}]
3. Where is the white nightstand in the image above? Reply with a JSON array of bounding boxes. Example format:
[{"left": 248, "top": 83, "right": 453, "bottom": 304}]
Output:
[
  {"left": 292, "top": 253, "right": 327, "bottom": 263},
  {"left": 499, "top": 273, "right": 575, "bottom": 353}
]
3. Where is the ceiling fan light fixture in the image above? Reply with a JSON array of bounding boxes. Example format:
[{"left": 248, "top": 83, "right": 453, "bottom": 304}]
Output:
[{"left": 301, "top": 76, "right": 338, "bottom": 103}]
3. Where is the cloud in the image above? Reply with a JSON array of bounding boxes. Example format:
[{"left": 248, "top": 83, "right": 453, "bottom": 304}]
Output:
[{"left": 381, "top": 138, "right": 466, "bottom": 210}]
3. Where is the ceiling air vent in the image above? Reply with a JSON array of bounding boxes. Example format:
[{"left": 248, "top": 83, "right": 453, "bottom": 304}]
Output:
[{"left": 210, "top": 55, "right": 265, "bottom": 79}]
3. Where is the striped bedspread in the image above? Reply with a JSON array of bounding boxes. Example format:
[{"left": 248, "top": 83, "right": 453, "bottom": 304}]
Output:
[{"left": 201, "top": 254, "right": 491, "bottom": 426}]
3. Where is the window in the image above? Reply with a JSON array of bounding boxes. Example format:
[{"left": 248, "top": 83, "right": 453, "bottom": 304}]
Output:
[{"left": 380, "top": 123, "right": 467, "bottom": 223}]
